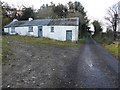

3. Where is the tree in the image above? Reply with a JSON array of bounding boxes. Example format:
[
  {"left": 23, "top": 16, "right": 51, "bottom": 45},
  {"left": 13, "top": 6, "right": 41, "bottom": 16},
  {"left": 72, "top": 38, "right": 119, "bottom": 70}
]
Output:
[
  {"left": 1, "top": 2, "right": 12, "bottom": 27},
  {"left": 40, "top": 4, "right": 45, "bottom": 9},
  {"left": 67, "top": 1, "right": 74, "bottom": 10},
  {"left": 35, "top": 4, "right": 56, "bottom": 19},
  {"left": 105, "top": 4, "right": 118, "bottom": 40},
  {"left": 74, "top": 1, "right": 84, "bottom": 13},
  {"left": 0, "top": 1, "right": 2, "bottom": 30},
  {"left": 20, "top": 7, "right": 34, "bottom": 20},
  {"left": 106, "top": 28, "right": 114, "bottom": 38},
  {"left": 53, "top": 4, "right": 68, "bottom": 18},
  {"left": 67, "top": 1, "right": 89, "bottom": 38},
  {"left": 92, "top": 20, "right": 103, "bottom": 37},
  {"left": 35, "top": 1, "right": 89, "bottom": 38}
]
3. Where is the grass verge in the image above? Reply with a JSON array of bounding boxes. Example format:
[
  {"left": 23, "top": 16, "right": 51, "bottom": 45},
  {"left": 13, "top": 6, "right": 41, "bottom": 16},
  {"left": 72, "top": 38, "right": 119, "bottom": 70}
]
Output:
[
  {"left": 0, "top": 36, "right": 2, "bottom": 62},
  {"left": 104, "top": 42, "right": 120, "bottom": 60},
  {"left": 2, "top": 35, "right": 86, "bottom": 62},
  {"left": 2, "top": 36, "right": 11, "bottom": 61},
  {"left": 94, "top": 37, "right": 120, "bottom": 60},
  {"left": 4, "top": 35, "right": 85, "bottom": 46}
]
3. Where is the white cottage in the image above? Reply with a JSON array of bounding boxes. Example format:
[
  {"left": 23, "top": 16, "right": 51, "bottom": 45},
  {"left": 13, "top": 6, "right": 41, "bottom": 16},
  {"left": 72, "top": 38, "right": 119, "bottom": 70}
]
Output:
[{"left": 4, "top": 17, "right": 79, "bottom": 41}]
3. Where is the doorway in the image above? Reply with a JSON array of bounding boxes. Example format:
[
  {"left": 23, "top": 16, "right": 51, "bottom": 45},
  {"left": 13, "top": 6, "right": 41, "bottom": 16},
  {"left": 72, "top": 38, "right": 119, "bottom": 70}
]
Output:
[
  {"left": 66, "top": 30, "right": 72, "bottom": 41},
  {"left": 38, "top": 26, "right": 42, "bottom": 37}
]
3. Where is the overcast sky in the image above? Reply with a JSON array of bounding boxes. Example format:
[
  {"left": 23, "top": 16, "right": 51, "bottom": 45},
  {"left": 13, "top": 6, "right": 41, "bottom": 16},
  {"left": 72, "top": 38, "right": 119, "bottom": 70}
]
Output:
[{"left": 1, "top": 0, "right": 120, "bottom": 31}]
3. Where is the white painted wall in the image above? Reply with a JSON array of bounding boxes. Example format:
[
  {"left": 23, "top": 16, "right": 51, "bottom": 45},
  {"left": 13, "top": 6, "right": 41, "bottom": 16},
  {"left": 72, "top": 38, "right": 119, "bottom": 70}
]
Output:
[
  {"left": 33, "top": 26, "right": 39, "bottom": 37},
  {"left": 4, "top": 27, "right": 16, "bottom": 34},
  {"left": 4, "top": 26, "right": 39, "bottom": 36},
  {"left": 4, "top": 25, "right": 78, "bottom": 41},
  {"left": 43, "top": 26, "right": 78, "bottom": 41},
  {"left": 15, "top": 27, "right": 28, "bottom": 35},
  {"left": 4, "top": 28, "right": 9, "bottom": 33}
]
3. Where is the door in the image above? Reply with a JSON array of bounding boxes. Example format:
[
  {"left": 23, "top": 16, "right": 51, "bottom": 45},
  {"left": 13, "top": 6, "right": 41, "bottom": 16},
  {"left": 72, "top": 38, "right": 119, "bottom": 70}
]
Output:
[
  {"left": 66, "top": 30, "right": 72, "bottom": 41},
  {"left": 38, "top": 26, "right": 42, "bottom": 37}
]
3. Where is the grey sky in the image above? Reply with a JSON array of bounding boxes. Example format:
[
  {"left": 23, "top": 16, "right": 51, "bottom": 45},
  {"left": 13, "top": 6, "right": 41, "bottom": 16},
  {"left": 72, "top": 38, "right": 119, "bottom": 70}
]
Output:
[{"left": 1, "top": 0, "right": 120, "bottom": 31}]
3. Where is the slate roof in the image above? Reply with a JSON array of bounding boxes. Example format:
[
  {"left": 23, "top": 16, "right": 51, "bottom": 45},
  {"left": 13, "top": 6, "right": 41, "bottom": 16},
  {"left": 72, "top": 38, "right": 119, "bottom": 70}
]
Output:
[
  {"left": 4, "top": 17, "right": 79, "bottom": 28},
  {"left": 48, "top": 17, "right": 79, "bottom": 26},
  {"left": 4, "top": 21, "right": 26, "bottom": 28},
  {"left": 4, "top": 19, "right": 51, "bottom": 28},
  {"left": 23, "top": 19, "right": 51, "bottom": 26}
]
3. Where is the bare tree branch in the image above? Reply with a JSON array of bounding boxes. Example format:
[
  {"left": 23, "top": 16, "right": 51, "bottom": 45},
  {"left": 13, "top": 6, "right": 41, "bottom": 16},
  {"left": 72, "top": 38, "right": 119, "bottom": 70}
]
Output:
[
  {"left": 105, "top": 17, "right": 113, "bottom": 24},
  {"left": 105, "top": 3, "right": 118, "bottom": 40}
]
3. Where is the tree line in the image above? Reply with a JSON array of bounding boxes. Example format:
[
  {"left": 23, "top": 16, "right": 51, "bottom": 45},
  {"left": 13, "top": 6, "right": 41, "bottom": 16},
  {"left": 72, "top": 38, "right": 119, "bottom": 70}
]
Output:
[
  {"left": 92, "top": 2, "right": 119, "bottom": 41},
  {"left": 1, "top": 1, "right": 90, "bottom": 38}
]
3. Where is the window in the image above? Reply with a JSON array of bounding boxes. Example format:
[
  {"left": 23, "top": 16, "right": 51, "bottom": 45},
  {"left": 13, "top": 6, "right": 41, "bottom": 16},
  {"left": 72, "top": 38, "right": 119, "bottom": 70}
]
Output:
[
  {"left": 51, "top": 27, "right": 54, "bottom": 32},
  {"left": 11, "top": 27, "right": 15, "bottom": 33},
  {"left": 29, "top": 26, "right": 33, "bottom": 32}
]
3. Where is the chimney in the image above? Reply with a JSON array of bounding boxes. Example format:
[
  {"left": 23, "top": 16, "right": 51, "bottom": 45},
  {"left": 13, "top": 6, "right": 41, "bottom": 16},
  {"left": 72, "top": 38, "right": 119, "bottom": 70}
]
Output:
[
  {"left": 12, "top": 19, "right": 18, "bottom": 22},
  {"left": 29, "top": 18, "right": 33, "bottom": 21}
]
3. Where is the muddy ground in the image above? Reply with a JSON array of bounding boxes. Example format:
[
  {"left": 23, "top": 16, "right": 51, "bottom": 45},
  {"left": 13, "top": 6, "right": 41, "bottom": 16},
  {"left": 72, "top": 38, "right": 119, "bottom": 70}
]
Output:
[
  {"left": 2, "top": 37, "right": 119, "bottom": 88},
  {"left": 2, "top": 38, "right": 81, "bottom": 88}
]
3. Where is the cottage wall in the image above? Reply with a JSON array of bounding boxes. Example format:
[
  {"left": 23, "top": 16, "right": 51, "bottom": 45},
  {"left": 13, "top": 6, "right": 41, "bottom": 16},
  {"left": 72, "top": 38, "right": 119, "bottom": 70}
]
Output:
[
  {"left": 16, "top": 26, "right": 39, "bottom": 36},
  {"left": 4, "top": 26, "right": 39, "bottom": 37},
  {"left": 43, "top": 26, "right": 78, "bottom": 41},
  {"left": 4, "top": 26, "right": 78, "bottom": 41},
  {"left": 4, "top": 28, "right": 9, "bottom": 33},
  {"left": 4, "top": 27, "right": 16, "bottom": 34},
  {"left": 33, "top": 26, "right": 39, "bottom": 37},
  {"left": 15, "top": 27, "right": 28, "bottom": 35}
]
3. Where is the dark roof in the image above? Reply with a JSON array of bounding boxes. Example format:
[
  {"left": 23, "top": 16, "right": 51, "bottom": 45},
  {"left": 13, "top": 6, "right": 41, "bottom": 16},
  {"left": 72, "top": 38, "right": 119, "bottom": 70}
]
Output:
[
  {"left": 22, "top": 19, "right": 51, "bottom": 26},
  {"left": 4, "top": 17, "right": 79, "bottom": 28},
  {"left": 4, "top": 21, "right": 26, "bottom": 28},
  {"left": 48, "top": 17, "right": 79, "bottom": 26},
  {"left": 4, "top": 19, "right": 51, "bottom": 28}
]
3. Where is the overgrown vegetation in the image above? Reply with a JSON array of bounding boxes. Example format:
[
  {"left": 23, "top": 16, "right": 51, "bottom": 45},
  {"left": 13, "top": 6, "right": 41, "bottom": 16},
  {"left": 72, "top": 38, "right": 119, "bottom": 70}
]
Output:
[
  {"left": 2, "top": 36, "right": 11, "bottom": 61},
  {"left": 0, "top": 37, "right": 2, "bottom": 62},
  {"left": 94, "top": 36, "right": 120, "bottom": 60},
  {"left": 3, "top": 35, "right": 85, "bottom": 47},
  {"left": 92, "top": 19, "right": 120, "bottom": 60},
  {"left": 105, "top": 43, "right": 120, "bottom": 59},
  {"left": 92, "top": 20, "right": 103, "bottom": 37},
  {"left": 105, "top": 3, "right": 118, "bottom": 41},
  {"left": 9, "top": 35, "right": 85, "bottom": 46}
]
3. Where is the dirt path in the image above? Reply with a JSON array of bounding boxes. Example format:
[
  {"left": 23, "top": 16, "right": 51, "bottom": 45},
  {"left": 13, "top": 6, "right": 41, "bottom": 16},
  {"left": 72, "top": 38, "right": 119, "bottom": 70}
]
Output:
[{"left": 2, "top": 37, "right": 119, "bottom": 88}]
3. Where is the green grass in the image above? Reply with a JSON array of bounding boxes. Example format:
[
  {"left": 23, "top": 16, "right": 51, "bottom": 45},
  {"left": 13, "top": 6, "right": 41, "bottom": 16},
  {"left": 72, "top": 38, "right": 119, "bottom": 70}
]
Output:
[
  {"left": 2, "top": 36, "right": 11, "bottom": 61},
  {"left": 94, "top": 36, "right": 120, "bottom": 60},
  {"left": 2, "top": 35, "right": 85, "bottom": 61},
  {"left": 104, "top": 42, "right": 120, "bottom": 60},
  {"left": 94, "top": 37, "right": 112, "bottom": 45},
  {"left": 4, "top": 35, "right": 84, "bottom": 46},
  {"left": 0, "top": 36, "right": 2, "bottom": 62}
]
